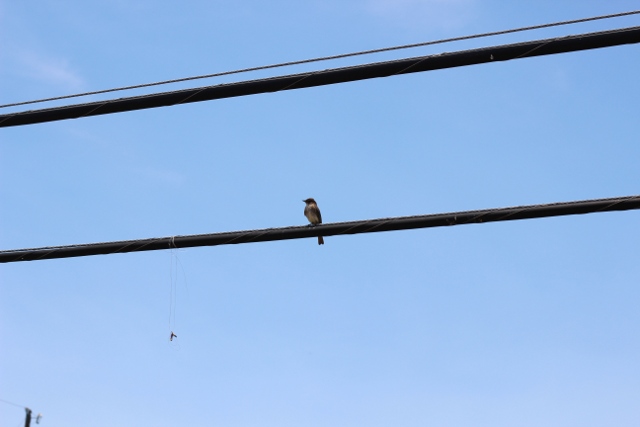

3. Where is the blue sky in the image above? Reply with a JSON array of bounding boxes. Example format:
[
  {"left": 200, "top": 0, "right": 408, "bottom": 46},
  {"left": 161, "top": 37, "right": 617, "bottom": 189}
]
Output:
[{"left": 1, "top": 1, "right": 640, "bottom": 426}]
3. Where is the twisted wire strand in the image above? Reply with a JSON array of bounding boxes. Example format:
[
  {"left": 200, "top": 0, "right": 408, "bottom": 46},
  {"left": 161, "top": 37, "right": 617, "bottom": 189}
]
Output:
[
  {"left": 1, "top": 195, "right": 638, "bottom": 263},
  {"left": 1, "top": 9, "right": 638, "bottom": 109}
]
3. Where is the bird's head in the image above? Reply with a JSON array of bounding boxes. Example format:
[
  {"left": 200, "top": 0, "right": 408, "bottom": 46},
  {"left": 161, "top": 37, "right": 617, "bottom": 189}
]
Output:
[{"left": 303, "top": 198, "right": 316, "bottom": 204}]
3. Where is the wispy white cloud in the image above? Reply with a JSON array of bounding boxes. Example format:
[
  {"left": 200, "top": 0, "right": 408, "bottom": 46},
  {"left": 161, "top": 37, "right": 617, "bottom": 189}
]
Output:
[
  {"left": 16, "top": 50, "right": 85, "bottom": 91},
  {"left": 366, "top": 0, "right": 476, "bottom": 30}
]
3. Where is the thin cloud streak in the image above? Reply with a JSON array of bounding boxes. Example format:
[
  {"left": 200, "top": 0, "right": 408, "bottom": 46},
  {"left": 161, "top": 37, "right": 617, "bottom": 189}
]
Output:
[{"left": 17, "top": 50, "right": 86, "bottom": 91}]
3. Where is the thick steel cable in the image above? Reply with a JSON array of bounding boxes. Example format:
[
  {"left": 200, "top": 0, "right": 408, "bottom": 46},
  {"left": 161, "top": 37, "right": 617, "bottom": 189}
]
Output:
[
  {"left": 1, "top": 9, "right": 639, "bottom": 110},
  {"left": 1, "top": 195, "right": 638, "bottom": 263},
  {"left": 1, "top": 25, "right": 639, "bottom": 128}
]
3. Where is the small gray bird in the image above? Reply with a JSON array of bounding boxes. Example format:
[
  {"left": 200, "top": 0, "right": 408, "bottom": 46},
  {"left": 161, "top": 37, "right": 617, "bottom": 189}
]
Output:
[{"left": 303, "top": 198, "right": 324, "bottom": 245}]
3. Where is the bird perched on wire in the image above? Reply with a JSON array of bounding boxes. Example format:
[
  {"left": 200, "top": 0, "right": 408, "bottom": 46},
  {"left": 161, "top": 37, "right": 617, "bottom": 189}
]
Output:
[{"left": 303, "top": 198, "right": 324, "bottom": 245}]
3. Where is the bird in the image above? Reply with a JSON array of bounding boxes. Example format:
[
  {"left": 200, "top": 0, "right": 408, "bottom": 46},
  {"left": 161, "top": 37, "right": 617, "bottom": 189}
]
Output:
[{"left": 303, "top": 198, "right": 324, "bottom": 245}]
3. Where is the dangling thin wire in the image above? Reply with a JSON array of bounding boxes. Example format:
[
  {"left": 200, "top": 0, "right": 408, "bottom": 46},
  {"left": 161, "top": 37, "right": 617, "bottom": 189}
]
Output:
[
  {"left": 167, "top": 238, "right": 190, "bottom": 347},
  {"left": 168, "top": 239, "right": 178, "bottom": 344}
]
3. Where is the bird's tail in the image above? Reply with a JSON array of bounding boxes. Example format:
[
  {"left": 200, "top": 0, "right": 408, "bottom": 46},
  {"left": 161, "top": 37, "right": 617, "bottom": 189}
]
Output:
[{"left": 318, "top": 236, "right": 324, "bottom": 245}]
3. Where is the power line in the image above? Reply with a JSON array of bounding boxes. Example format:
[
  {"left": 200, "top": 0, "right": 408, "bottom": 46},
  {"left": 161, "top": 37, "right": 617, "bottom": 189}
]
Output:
[
  {"left": 0, "top": 398, "right": 25, "bottom": 409},
  {"left": 1, "top": 9, "right": 639, "bottom": 110},
  {"left": 1, "top": 195, "right": 638, "bottom": 263},
  {"left": 1, "top": 25, "right": 639, "bottom": 129}
]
